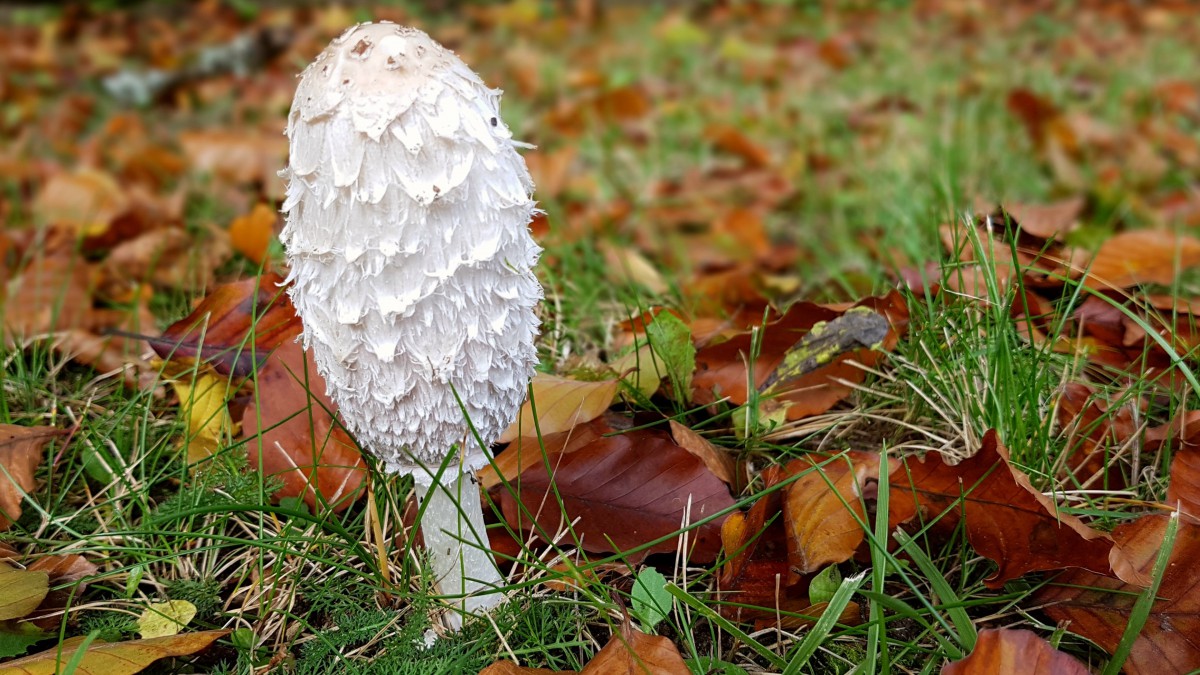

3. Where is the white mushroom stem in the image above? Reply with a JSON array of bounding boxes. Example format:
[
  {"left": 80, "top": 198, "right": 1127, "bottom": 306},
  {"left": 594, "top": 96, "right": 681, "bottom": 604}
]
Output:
[{"left": 413, "top": 466, "right": 503, "bottom": 629}]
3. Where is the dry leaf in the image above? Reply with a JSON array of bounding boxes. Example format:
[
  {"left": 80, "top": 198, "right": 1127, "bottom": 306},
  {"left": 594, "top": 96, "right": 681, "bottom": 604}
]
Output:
[
  {"left": 0, "top": 425, "right": 62, "bottom": 531},
  {"left": 0, "top": 630, "right": 229, "bottom": 675},
  {"left": 242, "top": 342, "right": 367, "bottom": 513},
  {"left": 170, "top": 372, "right": 233, "bottom": 464},
  {"left": 942, "top": 628, "right": 1089, "bottom": 675},
  {"left": 1082, "top": 230, "right": 1200, "bottom": 289},
  {"left": 498, "top": 373, "right": 620, "bottom": 443},
  {"left": 228, "top": 202, "right": 276, "bottom": 265}
]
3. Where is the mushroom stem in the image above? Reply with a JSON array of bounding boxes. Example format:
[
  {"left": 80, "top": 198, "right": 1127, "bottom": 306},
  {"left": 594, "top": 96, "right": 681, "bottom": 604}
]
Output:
[{"left": 413, "top": 468, "right": 503, "bottom": 629}]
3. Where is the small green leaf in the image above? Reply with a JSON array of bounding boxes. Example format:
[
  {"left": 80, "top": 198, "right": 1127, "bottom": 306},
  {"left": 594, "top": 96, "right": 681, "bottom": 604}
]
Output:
[
  {"left": 808, "top": 564, "right": 842, "bottom": 605},
  {"left": 0, "top": 622, "right": 48, "bottom": 659},
  {"left": 631, "top": 567, "right": 672, "bottom": 630},
  {"left": 645, "top": 312, "right": 695, "bottom": 404}
]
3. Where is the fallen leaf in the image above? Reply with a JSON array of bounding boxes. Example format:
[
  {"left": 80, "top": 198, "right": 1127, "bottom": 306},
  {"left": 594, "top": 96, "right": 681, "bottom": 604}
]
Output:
[
  {"left": 228, "top": 203, "right": 276, "bottom": 265},
  {"left": 136, "top": 600, "right": 196, "bottom": 639},
  {"left": 942, "top": 628, "right": 1089, "bottom": 675},
  {"left": 151, "top": 274, "right": 302, "bottom": 378},
  {"left": 3, "top": 249, "right": 93, "bottom": 336},
  {"left": 242, "top": 341, "right": 366, "bottom": 513},
  {"left": 0, "top": 426, "right": 62, "bottom": 531},
  {"left": 667, "top": 421, "right": 737, "bottom": 488},
  {"left": 783, "top": 452, "right": 879, "bottom": 579},
  {"left": 889, "top": 430, "right": 1115, "bottom": 588},
  {"left": 580, "top": 622, "right": 689, "bottom": 674},
  {"left": 496, "top": 418, "right": 733, "bottom": 563},
  {"left": 102, "top": 226, "right": 231, "bottom": 291},
  {"left": 498, "top": 373, "right": 620, "bottom": 443},
  {"left": 31, "top": 168, "right": 128, "bottom": 235},
  {"left": 0, "top": 562, "right": 48, "bottom": 621},
  {"left": 479, "top": 621, "right": 689, "bottom": 675},
  {"left": 482, "top": 414, "right": 612, "bottom": 491},
  {"left": 170, "top": 372, "right": 233, "bottom": 464},
  {"left": 1082, "top": 230, "right": 1200, "bottom": 289},
  {"left": 1038, "top": 514, "right": 1200, "bottom": 675},
  {"left": 0, "top": 630, "right": 229, "bottom": 675},
  {"left": 22, "top": 553, "right": 99, "bottom": 631},
  {"left": 179, "top": 129, "right": 288, "bottom": 190},
  {"left": 1001, "top": 197, "right": 1085, "bottom": 240},
  {"left": 705, "top": 124, "right": 771, "bottom": 169},
  {"left": 598, "top": 243, "right": 668, "bottom": 295}
]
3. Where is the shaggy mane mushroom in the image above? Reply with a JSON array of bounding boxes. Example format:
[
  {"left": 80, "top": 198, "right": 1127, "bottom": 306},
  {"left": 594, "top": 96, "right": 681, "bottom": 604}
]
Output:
[{"left": 281, "top": 22, "right": 542, "bottom": 629}]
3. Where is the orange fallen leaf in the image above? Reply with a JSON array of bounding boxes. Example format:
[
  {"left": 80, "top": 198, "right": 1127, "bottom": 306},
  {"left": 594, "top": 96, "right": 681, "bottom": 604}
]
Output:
[
  {"left": 783, "top": 451, "right": 879, "bottom": 580},
  {"left": 1082, "top": 230, "right": 1200, "bottom": 289},
  {"left": 228, "top": 203, "right": 276, "bottom": 265},
  {"left": 481, "top": 621, "right": 689, "bottom": 675},
  {"left": 942, "top": 628, "right": 1089, "bottom": 675},
  {"left": 0, "top": 425, "right": 63, "bottom": 531}
]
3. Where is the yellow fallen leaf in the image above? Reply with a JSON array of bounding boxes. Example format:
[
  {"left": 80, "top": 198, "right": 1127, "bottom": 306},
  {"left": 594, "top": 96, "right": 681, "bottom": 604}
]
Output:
[
  {"left": 0, "top": 630, "right": 228, "bottom": 675},
  {"left": 0, "top": 561, "right": 49, "bottom": 621},
  {"left": 136, "top": 600, "right": 196, "bottom": 639},
  {"left": 608, "top": 342, "right": 664, "bottom": 400},
  {"left": 170, "top": 373, "right": 232, "bottom": 464},
  {"left": 497, "top": 373, "right": 619, "bottom": 443}
]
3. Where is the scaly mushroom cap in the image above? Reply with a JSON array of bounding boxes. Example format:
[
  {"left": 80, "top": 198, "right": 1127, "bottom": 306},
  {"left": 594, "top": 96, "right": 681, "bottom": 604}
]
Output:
[{"left": 281, "top": 22, "right": 542, "bottom": 482}]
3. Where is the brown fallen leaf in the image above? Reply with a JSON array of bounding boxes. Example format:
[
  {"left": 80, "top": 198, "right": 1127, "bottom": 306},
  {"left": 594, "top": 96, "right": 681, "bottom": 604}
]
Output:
[
  {"left": 24, "top": 553, "right": 100, "bottom": 630},
  {"left": 242, "top": 341, "right": 367, "bottom": 513},
  {"left": 0, "top": 425, "right": 64, "bottom": 531},
  {"left": 498, "top": 373, "right": 620, "bottom": 444},
  {"left": 1000, "top": 197, "right": 1085, "bottom": 240},
  {"left": 783, "top": 451, "right": 880, "bottom": 580},
  {"left": 496, "top": 417, "right": 734, "bottom": 563},
  {"left": 1082, "top": 230, "right": 1200, "bottom": 290},
  {"left": 942, "top": 628, "right": 1089, "bottom": 675},
  {"left": 482, "top": 414, "right": 612, "bottom": 491},
  {"left": 102, "top": 226, "right": 231, "bottom": 292},
  {"left": 889, "top": 430, "right": 1116, "bottom": 588},
  {"left": 667, "top": 420, "right": 737, "bottom": 488},
  {"left": 150, "top": 274, "right": 302, "bottom": 379},
  {"left": 1038, "top": 514, "right": 1200, "bottom": 675},
  {"left": 480, "top": 620, "right": 688, "bottom": 675},
  {"left": 31, "top": 168, "right": 128, "bottom": 235},
  {"left": 0, "top": 630, "right": 229, "bottom": 675},
  {"left": 3, "top": 248, "right": 94, "bottom": 337}
]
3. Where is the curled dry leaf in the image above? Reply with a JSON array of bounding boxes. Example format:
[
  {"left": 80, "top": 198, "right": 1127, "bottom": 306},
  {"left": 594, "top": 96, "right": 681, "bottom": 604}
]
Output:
[
  {"left": 497, "top": 373, "right": 620, "bottom": 444},
  {"left": 942, "top": 628, "right": 1089, "bottom": 675},
  {"left": 151, "top": 273, "right": 302, "bottom": 379},
  {"left": 889, "top": 430, "right": 1116, "bottom": 588},
  {"left": 241, "top": 341, "right": 366, "bottom": 513},
  {"left": 495, "top": 417, "right": 733, "bottom": 563},
  {"left": 667, "top": 420, "right": 737, "bottom": 487},
  {"left": 0, "top": 425, "right": 63, "bottom": 531},
  {"left": 1038, "top": 514, "right": 1200, "bottom": 675},
  {"left": 0, "top": 630, "right": 229, "bottom": 675}
]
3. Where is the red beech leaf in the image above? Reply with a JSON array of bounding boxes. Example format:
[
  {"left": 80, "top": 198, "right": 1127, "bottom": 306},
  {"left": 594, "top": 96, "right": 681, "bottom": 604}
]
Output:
[
  {"left": 152, "top": 274, "right": 301, "bottom": 378},
  {"left": 1038, "top": 514, "right": 1200, "bottom": 675},
  {"left": 889, "top": 430, "right": 1115, "bottom": 588},
  {"left": 242, "top": 341, "right": 366, "bottom": 513},
  {"left": 942, "top": 628, "right": 1089, "bottom": 675},
  {"left": 497, "top": 419, "right": 734, "bottom": 563}
]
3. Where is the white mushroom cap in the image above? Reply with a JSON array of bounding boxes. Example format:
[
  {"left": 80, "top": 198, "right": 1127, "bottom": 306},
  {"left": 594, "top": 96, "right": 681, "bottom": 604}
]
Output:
[{"left": 281, "top": 22, "right": 542, "bottom": 484}]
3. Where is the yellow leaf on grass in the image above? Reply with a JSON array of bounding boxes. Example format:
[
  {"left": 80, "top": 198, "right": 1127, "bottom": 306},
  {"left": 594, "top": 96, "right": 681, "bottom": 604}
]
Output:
[
  {"left": 136, "top": 600, "right": 196, "bottom": 639},
  {"left": 608, "top": 342, "right": 663, "bottom": 400},
  {"left": 0, "top": 630, "right": 228, "bottom": 675},
  {"left": 497, "top": 373, "right": 619, "bottom": 443},
  {"left": 0, "top": 561, "right": 49, "bottom": 621},
  {"left": 171, "top": 373, "right": 232, "bottom": 464}
]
